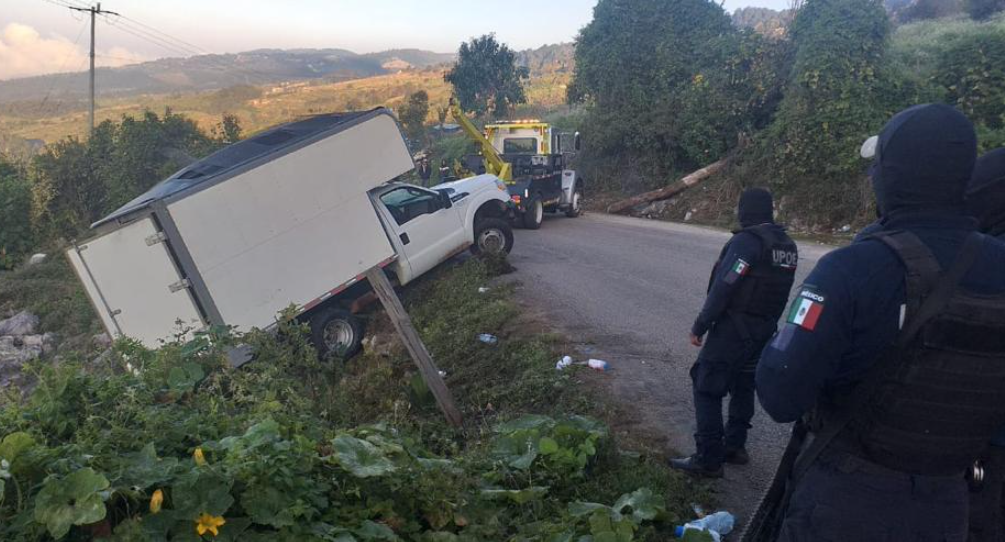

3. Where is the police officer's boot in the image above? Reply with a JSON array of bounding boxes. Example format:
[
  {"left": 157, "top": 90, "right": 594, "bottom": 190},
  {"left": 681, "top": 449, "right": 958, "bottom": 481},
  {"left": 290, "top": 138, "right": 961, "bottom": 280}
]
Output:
[
  {"left": 669, "top": 454, "right": 724, "bottom": 478},
  {"left": 724, "top": 447, "right": 750, "bottom": 466}
]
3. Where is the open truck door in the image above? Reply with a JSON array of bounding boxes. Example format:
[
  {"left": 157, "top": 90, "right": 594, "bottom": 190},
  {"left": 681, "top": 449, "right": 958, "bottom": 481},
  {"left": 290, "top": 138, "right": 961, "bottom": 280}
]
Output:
[{"left": 67, "top": 217, "right": 205, "bottom": 348}]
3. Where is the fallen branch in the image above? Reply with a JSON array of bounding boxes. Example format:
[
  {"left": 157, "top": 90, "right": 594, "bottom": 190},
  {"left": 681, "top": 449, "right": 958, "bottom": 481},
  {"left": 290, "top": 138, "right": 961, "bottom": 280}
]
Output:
[{"left": 606, "top": 135, "right": 749, "bottom": 215}]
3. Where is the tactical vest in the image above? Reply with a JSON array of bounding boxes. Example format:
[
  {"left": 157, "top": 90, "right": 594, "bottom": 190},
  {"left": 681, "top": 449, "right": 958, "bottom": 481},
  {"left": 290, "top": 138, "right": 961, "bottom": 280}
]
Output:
[
  {"left": 711, "top": 224, "right": 798, "bottom": 319},
  {"left": 832, "top": 231, "right": 1005, "bottom": 476}
]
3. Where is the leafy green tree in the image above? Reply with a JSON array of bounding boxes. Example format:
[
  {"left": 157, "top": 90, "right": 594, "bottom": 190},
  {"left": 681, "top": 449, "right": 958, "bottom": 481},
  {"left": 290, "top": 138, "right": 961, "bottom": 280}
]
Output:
[
  {"left": 0, "top": 157, "right": 34, "bottom": 269},
  {"left": 398, "top": 90, "right": 430, "bottom": 149},
  {"left": 31, "top": 138, "right": 105, "bottom": 241},
  {"left": 569, "top": 0, "right": 776, "bottom": 185},
  {"left": 762, "top": 0, "right": 892, "bottom": 210},
  {"left": 445, "top": 35, "right": 529, "bottom": 117},
  {"left": 219, "top": 114, "right": 243, "bottom": 144},
  {"left": 935, "top": 27, "right": 1005, "bottom": 128}
]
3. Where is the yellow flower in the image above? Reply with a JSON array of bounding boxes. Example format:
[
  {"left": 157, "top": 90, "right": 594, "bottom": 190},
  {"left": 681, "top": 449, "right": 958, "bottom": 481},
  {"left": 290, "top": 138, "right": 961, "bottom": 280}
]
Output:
[
  {"left": 195, "top": 513, "right": 226, "bottom": 537},
  {"left": 149, "top": 489, "right": 164, "bottom": 514},
  {"left": 193, "top": 447, "right": 206, "bottom": 466}
]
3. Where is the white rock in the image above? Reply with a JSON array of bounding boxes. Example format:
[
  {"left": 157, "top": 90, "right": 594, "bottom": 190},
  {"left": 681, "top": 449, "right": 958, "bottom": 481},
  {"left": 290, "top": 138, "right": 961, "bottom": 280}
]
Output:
[
  {"left": 684, "top": 211, "right": 694, "bottom": 222},
  {"left": 0, "top": 311, "right": 38, "bottom": 337},
  {"left": 27, "top": 253, "right": 47, "bottom": 266}
]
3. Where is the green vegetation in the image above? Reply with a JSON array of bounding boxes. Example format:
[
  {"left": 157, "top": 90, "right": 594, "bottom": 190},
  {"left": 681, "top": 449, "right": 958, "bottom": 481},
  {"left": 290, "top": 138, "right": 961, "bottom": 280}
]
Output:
[
  {"left": 446, "top": 35, "right": 531, "bottom": 118},
  {"left": 398, "top": 91, "right": 431, "bottom": 151},
  {"left": 571, "top": 0, "right": 1005, "bottom": 226},
  {"left": 0, "top": 260, "right": 707, "bottom": 541}
]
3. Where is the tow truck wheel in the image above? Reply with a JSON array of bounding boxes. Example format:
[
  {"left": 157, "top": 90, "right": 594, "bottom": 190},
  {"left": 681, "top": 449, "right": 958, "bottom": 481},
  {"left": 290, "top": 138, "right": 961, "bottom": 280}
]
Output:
[
  {"left": 309, "top": 307, "right": 364, "bottom": 361},
  {"left": 522, "top": 197, "right": 544, "bottom": 230},
  {"left": 472, "top": 218, "right": 514, "bottom": 255},
  {"left": 565, "top": 189, "right": 583, "bottom": 218}
]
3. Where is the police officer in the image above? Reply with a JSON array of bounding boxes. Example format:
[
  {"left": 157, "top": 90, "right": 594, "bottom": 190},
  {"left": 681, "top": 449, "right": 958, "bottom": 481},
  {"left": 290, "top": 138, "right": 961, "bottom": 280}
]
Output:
[
  {"left": 671, "top": 187, "right": 798, "bottom": 478},
  {"left": 756, "top": 104, "right": 1005, "bottom": 540},
  {"left": 966, "top": 147, "right": 1005, "bottom": 542}
]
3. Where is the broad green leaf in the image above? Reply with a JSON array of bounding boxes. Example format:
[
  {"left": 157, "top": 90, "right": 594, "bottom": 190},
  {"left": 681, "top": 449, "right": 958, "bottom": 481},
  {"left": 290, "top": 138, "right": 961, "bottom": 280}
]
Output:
[
  {"left": 479, "top": 486, "right": 548, "bottom": 504},
  {"left": 33, "top": 468, "right": 110, "bottom": 539},
  {"left": 241, "top": 485, "right": 296, "bottom": 528},
  {"left": 167, "top": 361, "right": 204, "bottom": 394},
  {"left": 353, "top": 520, "right": 399, "bottom": 540},
  {"left": 495, "top": 414, "right": 554, "bottom": 433},
  {"left": 0, "top": 432, "right": 34, "bottom": 463},
  {"left": 681, "top": 529, "right": 715, "bottom": 542},
  {"left": 613, "top": 488, "right": 664, "bottom": 523},
  {"left": 538, "top": 436, "right": 560, "bottom": 455},
  {"left": 568, "top": 501, "right": 609, "bottom": 518},
  {"left": 114, "top": 443, "right": 179, "bottom": 489},
  {"left": 171, "top": 470, "right": 234, "bottom": 517},
  {"left": 330, "top": 435, "right": 396, "bottom": 478}
]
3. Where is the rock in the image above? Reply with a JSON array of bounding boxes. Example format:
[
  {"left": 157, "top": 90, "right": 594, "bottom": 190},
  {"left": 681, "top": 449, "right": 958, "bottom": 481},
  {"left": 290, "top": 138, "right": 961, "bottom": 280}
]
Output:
[
  {"left": 840, "top": 224, "right": 852, "bottom": 233},
  {"left": 0, "top": 311, "right": 39, "bottom": 337},
  {"left": 684, "top": 211, "right": 694, "bottom": 222},
  {"left": 27, "top": 253, "right": 47, "bottom": 266},
  {"left": 93, "top": 333, "right": 113, "bottom": 348},
  {"left": 0, "top": 335, "right": 45, "bottom": 366}
]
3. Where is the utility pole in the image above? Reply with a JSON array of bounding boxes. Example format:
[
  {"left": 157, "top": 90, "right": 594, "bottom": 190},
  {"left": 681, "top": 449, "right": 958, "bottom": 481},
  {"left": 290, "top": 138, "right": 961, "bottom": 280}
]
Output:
[{"left": 68, "top": 3, "right": 119, "bottom": 137}]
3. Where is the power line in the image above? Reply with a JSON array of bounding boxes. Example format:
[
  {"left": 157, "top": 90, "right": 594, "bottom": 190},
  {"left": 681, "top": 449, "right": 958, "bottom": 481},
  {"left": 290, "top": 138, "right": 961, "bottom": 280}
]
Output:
[{"left": 62, "top": 2, "right": 119, "bottom": 136}]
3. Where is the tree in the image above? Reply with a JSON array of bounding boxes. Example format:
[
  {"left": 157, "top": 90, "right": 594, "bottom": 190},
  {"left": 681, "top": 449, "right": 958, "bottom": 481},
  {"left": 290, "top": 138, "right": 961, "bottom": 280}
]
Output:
[
  {"left": 445, "top": 35, "right": 529, "bottom": 117},
  {"left": 398, "top": 91, "right": 430, "bottom": 149},
  {"left": 0, "top": 157, "right": 33, "bottom": 269},
  {"left": 219, "top": 114, "right": 243, "bottom": 144},
  {"left": 761, "top": 0, "right": 892, "bottom": 219},
  {"left": 569, "top": 0, "right": 759, "bottom": 182},
  {"left": 936, "top": 27, "right": 1005, "bottom": 129}
]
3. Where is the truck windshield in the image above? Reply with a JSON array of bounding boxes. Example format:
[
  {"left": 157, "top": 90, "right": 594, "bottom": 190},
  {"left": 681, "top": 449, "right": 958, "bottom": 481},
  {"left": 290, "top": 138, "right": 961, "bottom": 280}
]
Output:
[{"left": 503, "top": 138, "right": 538, "bottom": 154}]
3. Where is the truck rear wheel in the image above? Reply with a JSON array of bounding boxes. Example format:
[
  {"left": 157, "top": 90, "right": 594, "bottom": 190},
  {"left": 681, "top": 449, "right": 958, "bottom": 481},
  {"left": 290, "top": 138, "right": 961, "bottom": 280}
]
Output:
[
  {"left": 309, "top": 308, "right": 364, "bottom": 360},
  {"left": 565, "top": 189, "right": 583, "bottom": 218},
  {"left": 471, "top": 218, "right": 514, "bottom": 256},
  {"left": 522, "top": 197, "right": 544, "bottom": 230}
]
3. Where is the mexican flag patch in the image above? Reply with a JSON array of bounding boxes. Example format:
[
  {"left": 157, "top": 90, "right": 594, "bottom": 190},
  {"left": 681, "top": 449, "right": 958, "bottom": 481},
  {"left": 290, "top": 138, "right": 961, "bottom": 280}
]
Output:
[
  {"left": 788, "top": 289, "right": 824, "bottom": 331},
  {"left": 724, "top": 258, "right": 751, "bottom": 284}
]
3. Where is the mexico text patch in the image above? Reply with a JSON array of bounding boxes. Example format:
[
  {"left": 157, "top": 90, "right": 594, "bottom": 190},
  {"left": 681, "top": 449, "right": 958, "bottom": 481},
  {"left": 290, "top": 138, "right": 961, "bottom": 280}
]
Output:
[{"left": 787, "top": 288, "right": 824, "bottom": 331}]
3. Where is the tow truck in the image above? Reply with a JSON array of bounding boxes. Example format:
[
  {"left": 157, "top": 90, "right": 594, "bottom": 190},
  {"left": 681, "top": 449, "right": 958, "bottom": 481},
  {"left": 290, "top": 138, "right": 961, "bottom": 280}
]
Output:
[{"left": 448, "top": 98, "right": 583, "bottom": 229}]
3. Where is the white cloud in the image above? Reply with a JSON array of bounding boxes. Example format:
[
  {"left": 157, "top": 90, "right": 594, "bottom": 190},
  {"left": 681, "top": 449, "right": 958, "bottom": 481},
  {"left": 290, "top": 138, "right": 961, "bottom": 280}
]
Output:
[{"left": 0, "top": 23, "right": 148, "bottom": 81}]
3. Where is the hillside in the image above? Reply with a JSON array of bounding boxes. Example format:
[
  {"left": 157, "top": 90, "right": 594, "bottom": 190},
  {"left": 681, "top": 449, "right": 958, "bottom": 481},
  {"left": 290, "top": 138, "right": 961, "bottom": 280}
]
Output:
[
  {"left": 0, "top": 42, "right": 574, "bottom": 144},
  {"left": 0, "top": 48, "right": 455, "bottom": 106}
]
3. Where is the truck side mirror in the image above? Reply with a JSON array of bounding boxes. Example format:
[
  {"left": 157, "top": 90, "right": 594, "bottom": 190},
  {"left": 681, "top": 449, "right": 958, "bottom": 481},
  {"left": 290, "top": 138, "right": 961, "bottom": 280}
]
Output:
[
  {"left": 436, "top": 189, "right": 453, "bottom": 210},
  {"left": 574, "top": 132, "right": 581, "bottom": 152}
]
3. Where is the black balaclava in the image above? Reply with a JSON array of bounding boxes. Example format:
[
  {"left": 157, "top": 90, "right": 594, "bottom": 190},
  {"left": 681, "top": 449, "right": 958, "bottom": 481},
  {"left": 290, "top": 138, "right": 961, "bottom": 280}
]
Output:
[
  {"left": 738, "top": 187, "right": 774, "bottom": 228},
  {"left": 967, "top": 148, "right": 1005, "bottom": 236},
  {"left": 870, "top": 104, "right": 977, "bottom": 217}
]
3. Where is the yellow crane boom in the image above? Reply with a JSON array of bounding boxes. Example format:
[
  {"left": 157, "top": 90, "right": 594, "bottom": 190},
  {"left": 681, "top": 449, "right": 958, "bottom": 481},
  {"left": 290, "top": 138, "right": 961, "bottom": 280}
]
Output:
[{"left": 447, "top": 98, "right": 512, "bottom": 183}]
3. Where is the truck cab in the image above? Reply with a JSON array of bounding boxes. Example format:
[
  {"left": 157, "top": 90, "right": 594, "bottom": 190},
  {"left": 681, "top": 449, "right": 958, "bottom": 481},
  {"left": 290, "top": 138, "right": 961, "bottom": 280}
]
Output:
[{"left": 480, "top": 120, "right": 582, "bottom": 230}]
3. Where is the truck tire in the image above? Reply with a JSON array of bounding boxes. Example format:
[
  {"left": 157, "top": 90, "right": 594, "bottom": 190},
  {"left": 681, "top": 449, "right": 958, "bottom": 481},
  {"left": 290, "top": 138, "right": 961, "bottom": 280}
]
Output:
[
  {"left": 522, "top": 197, "right": 544, "bottom": 230},
  {"left": 471, "top": 218, "right": 514, "bottom": 256},
  {"left": 565, "top": 189, "right": 583, "bottom": 218},
  {"left": 309, "top": 308, "right": 364, "bottom": 360}
]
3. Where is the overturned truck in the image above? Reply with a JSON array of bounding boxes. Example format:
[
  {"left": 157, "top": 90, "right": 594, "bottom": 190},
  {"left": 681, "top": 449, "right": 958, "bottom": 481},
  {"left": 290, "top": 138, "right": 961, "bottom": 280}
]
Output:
[{"left": 68, "top": 108, "right": 514, "bottom": 359}]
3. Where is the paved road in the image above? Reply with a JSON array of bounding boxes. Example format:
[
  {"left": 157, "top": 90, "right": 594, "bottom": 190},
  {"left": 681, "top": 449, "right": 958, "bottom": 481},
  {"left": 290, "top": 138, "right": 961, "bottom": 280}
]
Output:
[{"left": 508, "top": 212, "right": 833, "bottom": 529}]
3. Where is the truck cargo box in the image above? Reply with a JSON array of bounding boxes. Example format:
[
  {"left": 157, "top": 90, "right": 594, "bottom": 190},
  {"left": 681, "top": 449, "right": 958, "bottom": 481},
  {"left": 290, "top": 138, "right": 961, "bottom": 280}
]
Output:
[{"left": 69, "top": 108, "right": 413, "bottom": 348}]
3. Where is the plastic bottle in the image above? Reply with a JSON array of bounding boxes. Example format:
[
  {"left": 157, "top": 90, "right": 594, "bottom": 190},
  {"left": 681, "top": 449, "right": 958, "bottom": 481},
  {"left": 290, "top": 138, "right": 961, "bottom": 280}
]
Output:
[
  {"left": 674, "top": 511, "right": 735, "bottom": 541},
  {"left": 587, "top": 359, "right": 609, "bottom": 371},
  {"left": 478, "top": 334, "right": 498, "bottom": 345}
]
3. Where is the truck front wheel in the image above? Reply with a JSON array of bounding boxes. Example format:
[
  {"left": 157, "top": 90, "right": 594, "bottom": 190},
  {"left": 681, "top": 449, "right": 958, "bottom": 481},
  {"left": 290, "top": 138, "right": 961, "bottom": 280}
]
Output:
[
  {"left": 565, "top": 189, "right": 583, "bottom": 218},
  {"left": 472, "top": 218, "right": 514, "bottom": 256},
  {"left": 309, "top": 308, "right": 364, "bottom": 360},
  {"left": 522, "top": 197, "right": 544, "bottom": 230}
]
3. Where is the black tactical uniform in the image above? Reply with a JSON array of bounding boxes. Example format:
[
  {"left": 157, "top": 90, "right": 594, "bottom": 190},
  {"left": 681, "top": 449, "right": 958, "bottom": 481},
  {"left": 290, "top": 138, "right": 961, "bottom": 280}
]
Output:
[
  {"left": 966, "top": 147, "right": 1005, "bottom": 542},
  {"left": 756, "top": 104, "right": 1005, "bottom": 541},
  {"left": 671, "top": 188, "right": 798, "bottom": 477}
]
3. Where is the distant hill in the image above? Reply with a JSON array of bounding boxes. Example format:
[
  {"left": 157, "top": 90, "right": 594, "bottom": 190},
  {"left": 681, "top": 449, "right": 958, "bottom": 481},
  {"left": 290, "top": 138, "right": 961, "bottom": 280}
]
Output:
[
  {"left": 732, "top": 7, "right": 794, "bottom": 37},
  {"left": 0, "top": 48, "right": 455, "bottom": 104},
  {"left": 516, "top": 43, "right": 575, "bottom": 76}
]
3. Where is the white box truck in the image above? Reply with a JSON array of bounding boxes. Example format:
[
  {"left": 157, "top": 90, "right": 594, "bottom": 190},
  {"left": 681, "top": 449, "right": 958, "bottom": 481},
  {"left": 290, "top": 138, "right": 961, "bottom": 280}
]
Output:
[{"left": 67, "top": 108, "right": 514, "bottom": 359}]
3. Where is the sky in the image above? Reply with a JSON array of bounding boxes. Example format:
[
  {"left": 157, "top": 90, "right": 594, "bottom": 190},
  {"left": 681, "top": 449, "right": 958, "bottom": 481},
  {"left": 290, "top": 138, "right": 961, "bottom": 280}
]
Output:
[{"left": 2, "top": 0, "right": 793, "bottom": 80}]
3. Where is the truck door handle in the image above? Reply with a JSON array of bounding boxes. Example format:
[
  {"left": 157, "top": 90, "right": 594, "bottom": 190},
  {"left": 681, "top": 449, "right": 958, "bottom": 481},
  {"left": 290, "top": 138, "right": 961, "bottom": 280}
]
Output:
[{"left": 400, "top": 233, "right": 410, "bottom": 245}]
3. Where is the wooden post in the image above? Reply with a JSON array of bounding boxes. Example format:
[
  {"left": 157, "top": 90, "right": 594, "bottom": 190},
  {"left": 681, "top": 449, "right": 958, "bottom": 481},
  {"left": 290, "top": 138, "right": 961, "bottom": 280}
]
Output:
[{"left": 364, "top": 267, "right": 463, "bottom": 427}]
